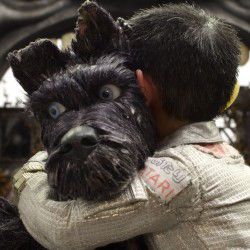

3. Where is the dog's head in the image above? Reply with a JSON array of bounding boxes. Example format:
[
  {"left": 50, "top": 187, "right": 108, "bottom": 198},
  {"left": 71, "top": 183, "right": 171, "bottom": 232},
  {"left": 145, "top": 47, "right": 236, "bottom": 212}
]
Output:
[{"left": 8, "top": 0, "right": 156, "bottom": 201}]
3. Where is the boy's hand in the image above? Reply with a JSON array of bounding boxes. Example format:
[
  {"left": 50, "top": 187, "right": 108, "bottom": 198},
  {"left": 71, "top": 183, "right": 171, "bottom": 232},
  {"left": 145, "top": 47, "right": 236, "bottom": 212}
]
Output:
[{"left": 13, "top": 151, "right": 47, "bottom": 198}]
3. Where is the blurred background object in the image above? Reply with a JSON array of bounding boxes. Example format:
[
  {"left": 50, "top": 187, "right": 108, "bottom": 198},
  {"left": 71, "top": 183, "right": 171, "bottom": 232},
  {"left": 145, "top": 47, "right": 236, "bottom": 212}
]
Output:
[{"left": 0, "top": 0, "right": 249, "bottom": 198}]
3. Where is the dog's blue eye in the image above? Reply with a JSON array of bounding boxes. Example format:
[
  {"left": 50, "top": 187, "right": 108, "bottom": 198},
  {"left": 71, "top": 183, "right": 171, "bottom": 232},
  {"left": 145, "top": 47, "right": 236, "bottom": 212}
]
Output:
[
  {"left": 48, "top": 102, "right": 66, "bottom": 119},
  {"left": 99, "top": 84, "right": 121, "bottom": 100}
]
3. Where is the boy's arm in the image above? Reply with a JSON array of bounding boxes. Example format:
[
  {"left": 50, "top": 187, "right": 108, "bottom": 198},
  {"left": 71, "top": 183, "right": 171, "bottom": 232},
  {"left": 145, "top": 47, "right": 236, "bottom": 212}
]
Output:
[{"left": 14, "top": 151, "right": 194, "bottom": 250}]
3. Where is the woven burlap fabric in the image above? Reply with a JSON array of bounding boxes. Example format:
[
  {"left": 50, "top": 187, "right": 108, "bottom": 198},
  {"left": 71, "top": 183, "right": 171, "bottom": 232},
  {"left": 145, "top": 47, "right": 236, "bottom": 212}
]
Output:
[{"left": 15, "top": 122, "right": 250, "bottom": 249}]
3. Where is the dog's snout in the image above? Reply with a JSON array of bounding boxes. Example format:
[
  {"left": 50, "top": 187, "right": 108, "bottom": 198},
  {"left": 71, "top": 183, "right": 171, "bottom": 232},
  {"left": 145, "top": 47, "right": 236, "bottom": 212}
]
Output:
[{"left": 60, "top": 125, "right": 98, "bottom": 157}]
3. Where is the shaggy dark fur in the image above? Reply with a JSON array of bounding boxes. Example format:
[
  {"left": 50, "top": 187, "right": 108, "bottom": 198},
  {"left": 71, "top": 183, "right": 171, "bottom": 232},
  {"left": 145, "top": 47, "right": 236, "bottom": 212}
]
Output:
[{"left": 0, "top": 1, "right": 155, "bottom": 249}]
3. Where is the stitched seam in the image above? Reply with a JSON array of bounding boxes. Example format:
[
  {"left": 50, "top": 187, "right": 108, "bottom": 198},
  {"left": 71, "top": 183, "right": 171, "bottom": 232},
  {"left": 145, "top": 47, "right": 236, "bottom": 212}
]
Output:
[{"left": 179, "top": 146, "right": 204, "bottom": 220}]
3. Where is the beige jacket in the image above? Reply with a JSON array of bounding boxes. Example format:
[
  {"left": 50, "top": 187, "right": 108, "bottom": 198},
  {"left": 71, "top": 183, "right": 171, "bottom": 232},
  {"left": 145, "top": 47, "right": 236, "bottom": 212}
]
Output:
[{"left": 14, "top": 121, "right": 250, "bottom": 249}]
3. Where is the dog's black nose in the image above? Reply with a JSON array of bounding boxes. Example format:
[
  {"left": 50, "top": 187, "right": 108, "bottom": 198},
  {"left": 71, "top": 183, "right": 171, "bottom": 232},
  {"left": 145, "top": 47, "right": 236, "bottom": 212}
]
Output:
[{"left": 59, "top": 125, "right": 98, "bottom": 158}]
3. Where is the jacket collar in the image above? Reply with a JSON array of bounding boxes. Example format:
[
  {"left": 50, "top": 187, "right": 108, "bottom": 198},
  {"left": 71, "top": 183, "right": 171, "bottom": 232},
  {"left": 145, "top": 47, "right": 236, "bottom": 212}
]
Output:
[{"left": 158, "top": 121, "right": 223, "bottom": 150}]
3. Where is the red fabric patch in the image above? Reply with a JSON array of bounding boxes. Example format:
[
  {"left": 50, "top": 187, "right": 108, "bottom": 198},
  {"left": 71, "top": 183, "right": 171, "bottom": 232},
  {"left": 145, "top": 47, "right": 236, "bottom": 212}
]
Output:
[{"left": 195, "top": 143, "right": 239, "bottom": 158}]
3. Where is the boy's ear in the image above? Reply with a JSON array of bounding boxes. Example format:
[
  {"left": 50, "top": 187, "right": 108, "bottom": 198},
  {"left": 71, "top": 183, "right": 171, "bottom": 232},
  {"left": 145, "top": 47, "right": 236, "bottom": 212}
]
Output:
[
  {"left": 72, "top": 0, "right": 124, "bottom": 59},
  {"left": 7, "top": 39, "right": 68, "bottom": 95},
  {"left": 136, "top": 70, "right": 156, "bottom": 106}
]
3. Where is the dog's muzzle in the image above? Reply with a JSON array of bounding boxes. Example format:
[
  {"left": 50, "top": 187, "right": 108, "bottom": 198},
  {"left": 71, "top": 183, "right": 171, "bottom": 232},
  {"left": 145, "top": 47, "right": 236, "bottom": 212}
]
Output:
[{"left": 59, "top": 125, "right": 98, "bottom": 160}]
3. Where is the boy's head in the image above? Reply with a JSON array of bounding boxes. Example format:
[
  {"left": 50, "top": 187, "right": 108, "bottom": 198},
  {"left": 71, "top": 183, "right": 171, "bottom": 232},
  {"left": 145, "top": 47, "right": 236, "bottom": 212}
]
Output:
[{"left": 128, "top": 4, "right": 240, "bottom": 122}]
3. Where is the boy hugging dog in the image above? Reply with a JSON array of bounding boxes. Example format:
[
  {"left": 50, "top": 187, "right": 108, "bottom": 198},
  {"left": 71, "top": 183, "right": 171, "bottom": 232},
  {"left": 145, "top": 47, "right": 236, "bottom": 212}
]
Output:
[{"left": 4, "top": 1, "right": 250, "bottom": 249}]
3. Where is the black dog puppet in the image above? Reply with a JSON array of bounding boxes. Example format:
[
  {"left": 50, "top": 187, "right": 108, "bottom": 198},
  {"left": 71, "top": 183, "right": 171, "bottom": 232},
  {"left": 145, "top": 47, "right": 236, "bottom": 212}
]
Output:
[{"left": 0, "top": 1, "right": 156, "bottom": 249}]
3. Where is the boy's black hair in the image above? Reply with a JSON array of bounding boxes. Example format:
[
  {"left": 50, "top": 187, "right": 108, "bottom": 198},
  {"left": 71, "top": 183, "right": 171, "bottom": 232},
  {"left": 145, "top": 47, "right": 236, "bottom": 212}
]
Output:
[{"left": 128, "top": 4, "right": 240, "bottom": 122}]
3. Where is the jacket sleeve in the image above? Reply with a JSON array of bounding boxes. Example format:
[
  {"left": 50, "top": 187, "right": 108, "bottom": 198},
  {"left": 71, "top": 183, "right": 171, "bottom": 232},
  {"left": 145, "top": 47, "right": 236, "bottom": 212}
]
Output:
[{"left": 15, "top": 151, "right": 196, "bottom": 250}]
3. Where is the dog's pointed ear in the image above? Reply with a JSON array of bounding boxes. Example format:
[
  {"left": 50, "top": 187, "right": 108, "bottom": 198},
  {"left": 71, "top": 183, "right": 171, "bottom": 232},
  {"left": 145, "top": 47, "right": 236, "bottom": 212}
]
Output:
[
  {"left": 7, "top": 39, "right": 68, "bottom": 95},
  {"left": 72, "top": 0, "right": 125, "bottom": 58}
]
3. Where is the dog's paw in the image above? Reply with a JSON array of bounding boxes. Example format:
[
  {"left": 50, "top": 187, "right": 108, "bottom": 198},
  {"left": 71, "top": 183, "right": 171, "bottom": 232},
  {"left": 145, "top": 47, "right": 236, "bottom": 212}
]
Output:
[
  {"left": 0, "top": 197, "right": 18, "bottom": 219},
  {"left": 0, "top": 197, "right": 45, "bottom": 250}
]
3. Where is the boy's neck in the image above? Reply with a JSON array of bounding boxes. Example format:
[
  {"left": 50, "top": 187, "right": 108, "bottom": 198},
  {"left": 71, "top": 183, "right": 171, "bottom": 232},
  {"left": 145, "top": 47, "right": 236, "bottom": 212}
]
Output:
[{"left": 153, "top": 107, "right": 188, "bottom": 141}]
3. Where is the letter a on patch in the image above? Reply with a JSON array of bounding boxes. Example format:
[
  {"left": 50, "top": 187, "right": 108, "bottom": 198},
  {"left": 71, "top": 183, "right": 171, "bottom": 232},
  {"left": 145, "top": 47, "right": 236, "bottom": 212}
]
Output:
[{"left": 140, "top": 157, "right": 191, "bottom": 203}]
